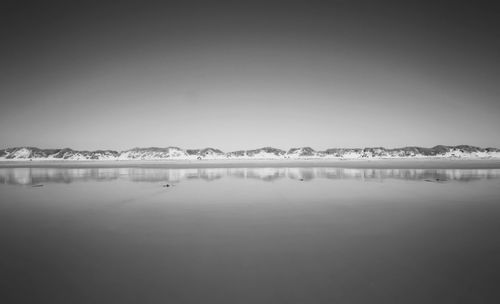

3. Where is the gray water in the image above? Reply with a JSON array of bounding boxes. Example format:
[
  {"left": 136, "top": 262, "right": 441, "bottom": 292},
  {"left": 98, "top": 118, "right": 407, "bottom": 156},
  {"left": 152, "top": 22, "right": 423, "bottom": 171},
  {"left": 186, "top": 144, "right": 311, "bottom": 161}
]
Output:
[{"left": 1, "top": 167, "right": 499, "bottom": 303}]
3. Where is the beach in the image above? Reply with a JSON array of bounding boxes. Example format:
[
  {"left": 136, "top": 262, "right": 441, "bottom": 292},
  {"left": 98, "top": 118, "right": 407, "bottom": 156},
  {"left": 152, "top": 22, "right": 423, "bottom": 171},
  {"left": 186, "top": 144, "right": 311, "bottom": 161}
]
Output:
[{"left": 1, "top": 158, "right": 500, "bottom": 169}]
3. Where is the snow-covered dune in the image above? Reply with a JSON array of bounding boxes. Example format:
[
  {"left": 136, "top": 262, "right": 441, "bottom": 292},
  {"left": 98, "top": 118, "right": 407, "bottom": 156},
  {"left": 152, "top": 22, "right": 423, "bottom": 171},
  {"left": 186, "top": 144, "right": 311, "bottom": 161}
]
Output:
[{"left": 1, "top": 145, "right": 499, "bottom": 161}]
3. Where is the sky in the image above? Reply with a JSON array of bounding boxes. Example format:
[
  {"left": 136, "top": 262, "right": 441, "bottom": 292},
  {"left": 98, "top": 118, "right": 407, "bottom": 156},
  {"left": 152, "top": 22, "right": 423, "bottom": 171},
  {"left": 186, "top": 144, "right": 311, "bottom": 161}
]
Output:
[{"left": 1, "top": 0, "right": 499, "bottom": 151}]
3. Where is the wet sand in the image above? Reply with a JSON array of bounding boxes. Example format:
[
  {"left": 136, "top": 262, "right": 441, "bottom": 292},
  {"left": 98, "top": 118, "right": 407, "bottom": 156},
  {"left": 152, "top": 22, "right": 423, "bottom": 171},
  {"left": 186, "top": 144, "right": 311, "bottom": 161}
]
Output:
[{"left": 1, "top": 159, "right": 500, "bottom": 169}]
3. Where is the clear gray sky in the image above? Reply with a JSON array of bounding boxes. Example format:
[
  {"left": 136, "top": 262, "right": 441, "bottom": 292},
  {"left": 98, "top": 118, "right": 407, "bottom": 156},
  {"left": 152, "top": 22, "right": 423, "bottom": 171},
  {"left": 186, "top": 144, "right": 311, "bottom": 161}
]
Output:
[{"left": 1, "top": 1, "right": 499, "bottom": 151}]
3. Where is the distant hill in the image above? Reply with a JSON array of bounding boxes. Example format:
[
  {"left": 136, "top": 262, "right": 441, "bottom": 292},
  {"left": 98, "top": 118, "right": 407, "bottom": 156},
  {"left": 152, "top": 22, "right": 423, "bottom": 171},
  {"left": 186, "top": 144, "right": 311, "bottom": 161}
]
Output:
[{"left": 1, "top": 145, "right": 499, "bottom": 161}]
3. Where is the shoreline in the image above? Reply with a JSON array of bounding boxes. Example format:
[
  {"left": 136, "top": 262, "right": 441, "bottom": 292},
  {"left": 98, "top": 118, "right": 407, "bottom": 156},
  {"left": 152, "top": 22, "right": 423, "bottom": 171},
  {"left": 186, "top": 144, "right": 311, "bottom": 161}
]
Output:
[{"left": 1, "top": 159, "right": 500, "bottom": 169}]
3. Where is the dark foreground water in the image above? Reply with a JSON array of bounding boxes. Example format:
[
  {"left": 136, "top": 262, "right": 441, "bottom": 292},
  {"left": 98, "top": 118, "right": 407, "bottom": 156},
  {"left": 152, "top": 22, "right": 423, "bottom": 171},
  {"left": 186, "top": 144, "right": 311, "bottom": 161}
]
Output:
[{"left": 1, "top": 167, "right": 500, "bottom": 304}]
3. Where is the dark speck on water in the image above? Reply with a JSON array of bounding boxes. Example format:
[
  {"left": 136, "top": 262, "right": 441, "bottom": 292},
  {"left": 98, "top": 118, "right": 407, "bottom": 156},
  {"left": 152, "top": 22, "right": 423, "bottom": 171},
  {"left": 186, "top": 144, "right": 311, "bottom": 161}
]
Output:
[{"left": 424, "top": 179, "right": 447, "bottom": 183}]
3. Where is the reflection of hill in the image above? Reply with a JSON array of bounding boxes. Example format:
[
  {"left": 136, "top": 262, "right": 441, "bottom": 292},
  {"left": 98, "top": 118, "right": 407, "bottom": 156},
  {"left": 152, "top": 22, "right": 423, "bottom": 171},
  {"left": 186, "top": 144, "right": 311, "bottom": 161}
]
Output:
[
  {"left": 246, "top": 168, "right": 287, "bottom": 181},
  {"left": 0, "top": 168, "right": 121, "bottom": 185},
  {"left": 1, "top": 167, "right": 500, "bottom": 186}
]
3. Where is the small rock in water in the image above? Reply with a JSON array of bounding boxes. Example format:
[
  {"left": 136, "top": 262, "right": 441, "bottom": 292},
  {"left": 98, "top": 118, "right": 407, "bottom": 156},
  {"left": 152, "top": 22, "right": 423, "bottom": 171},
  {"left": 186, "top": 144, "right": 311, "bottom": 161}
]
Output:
[
  {"left": 424, "top": 179, "right": 446, "bottom": 183},
  {"left": 163, "top": 184, "right": 170, "bottom": 187}
]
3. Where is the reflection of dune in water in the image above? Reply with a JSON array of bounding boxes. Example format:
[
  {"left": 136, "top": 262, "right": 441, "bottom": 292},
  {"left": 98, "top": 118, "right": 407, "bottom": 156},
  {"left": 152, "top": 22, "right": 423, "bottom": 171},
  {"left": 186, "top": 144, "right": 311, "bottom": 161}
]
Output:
[
  {"left": 0, "top": 168, "right": 123, "bottom": 185},
  {"left": 1, "top": 167, "right": 500, "bottom": 186}
]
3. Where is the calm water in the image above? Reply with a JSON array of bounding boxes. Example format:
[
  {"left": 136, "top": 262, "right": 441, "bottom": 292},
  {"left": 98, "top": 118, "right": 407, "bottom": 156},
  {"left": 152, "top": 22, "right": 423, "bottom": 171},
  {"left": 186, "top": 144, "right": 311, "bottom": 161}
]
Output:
[{"left": 1, "top": 167, "right": 500, "bottom": 303}]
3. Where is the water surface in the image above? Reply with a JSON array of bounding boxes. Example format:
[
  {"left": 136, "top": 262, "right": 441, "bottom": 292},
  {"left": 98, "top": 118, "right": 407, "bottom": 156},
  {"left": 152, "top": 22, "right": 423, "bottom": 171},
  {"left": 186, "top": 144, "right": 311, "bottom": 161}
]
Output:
[{"left": 1, "top": 167, "right": 499, "bottom": 303}]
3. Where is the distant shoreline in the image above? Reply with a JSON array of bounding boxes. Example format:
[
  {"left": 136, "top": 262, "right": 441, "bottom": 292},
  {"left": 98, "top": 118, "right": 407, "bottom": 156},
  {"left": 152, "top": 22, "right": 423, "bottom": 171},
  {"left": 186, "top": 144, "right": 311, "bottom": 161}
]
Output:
[{"left": 1, "top": 159, "right": 500, "bottom": 169}]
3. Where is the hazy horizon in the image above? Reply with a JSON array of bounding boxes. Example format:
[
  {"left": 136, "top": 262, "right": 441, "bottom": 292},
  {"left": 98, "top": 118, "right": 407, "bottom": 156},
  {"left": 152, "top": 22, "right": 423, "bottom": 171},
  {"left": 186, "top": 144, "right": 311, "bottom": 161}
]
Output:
[{"left": 1, "top": 1, "right": 499, "bottom": 151}]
